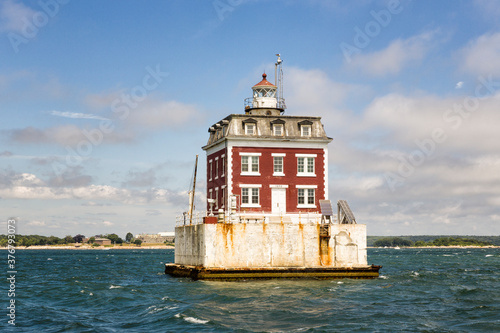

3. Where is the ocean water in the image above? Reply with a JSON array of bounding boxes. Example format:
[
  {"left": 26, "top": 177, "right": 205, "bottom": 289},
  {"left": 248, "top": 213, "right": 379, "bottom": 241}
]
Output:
[{"left": 2, "top": 248, "right": 499, "bottom": 332}]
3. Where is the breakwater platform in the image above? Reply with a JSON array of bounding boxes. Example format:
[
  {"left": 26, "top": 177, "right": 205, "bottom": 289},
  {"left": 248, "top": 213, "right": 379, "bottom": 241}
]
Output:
[
  {"left": 164, "top": 213, "right": 381, "bottom": 281},
  {"left": 165, "top": 263, "right": 381, "bottom": 281}
]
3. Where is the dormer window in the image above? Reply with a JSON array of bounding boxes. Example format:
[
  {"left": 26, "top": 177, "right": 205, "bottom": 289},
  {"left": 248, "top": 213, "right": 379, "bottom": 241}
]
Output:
[
  {"left": 298, "top": 120, "right": 313, "bottom": 137},
  {"left": 301, "top": 125, "right": 311, "bottom": 137},
  {"left": 245, "top": 123, "right": 255, "bottom": 135},
  {"left": 273, "top": 124, "right": 283, "bottom": 136},
  {"left": 243, "top": 118, "right": 257, "bottom": 135},
  {"left": 271, "top": 119, "right": 286, "bottom": 136}
]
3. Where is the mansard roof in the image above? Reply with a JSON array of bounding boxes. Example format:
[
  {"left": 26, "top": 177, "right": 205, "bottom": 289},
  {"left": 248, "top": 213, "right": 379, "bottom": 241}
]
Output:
[{"left": 203, "top": 113, "right": 332, "bottom": 149}]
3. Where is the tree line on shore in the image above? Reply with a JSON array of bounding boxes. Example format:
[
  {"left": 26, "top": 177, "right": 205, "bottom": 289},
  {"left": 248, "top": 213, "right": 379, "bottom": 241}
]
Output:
[
  {"left": 370, "top": 236, "right": 497, "bottom": 247},
  {"left": 0, "top": 232, "right": 141, "bottom": 247}
]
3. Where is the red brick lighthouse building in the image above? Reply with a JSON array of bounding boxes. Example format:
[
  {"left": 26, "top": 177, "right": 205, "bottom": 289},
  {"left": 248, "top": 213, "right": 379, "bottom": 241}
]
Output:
[
  {"left": 167, "top": 56, "right": 379, "bottom": 279},
  {"left": 203, "top": 56, "right": 332, "bottom": 222}
]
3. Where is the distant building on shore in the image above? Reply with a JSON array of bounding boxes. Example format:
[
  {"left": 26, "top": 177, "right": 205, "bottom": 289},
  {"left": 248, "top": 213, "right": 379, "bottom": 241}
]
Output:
[
  {"left": 93, "top": 238, "right": 112, "bottom": 246},
  {"left": 135, "top": 232, "right": 175, "bottom": 244}
]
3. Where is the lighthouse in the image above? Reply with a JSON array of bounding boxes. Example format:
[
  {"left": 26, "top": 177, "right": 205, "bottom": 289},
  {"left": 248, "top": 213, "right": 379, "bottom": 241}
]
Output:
[{"left": 166, "top": 55, "right": 381, "bottom": 280}]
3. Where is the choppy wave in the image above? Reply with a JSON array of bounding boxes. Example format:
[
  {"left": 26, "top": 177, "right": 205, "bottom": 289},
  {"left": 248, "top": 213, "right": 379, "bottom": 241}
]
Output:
[{"left": 9, "top": 247, "right": 500, "bottom": 332}]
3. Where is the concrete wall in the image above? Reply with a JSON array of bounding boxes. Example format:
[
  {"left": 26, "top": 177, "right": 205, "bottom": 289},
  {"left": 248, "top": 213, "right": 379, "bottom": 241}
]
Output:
[
  {"left": 330, "top": 224, "right": 367, "bottom": 267},
  {"left": 174, "top": 225, "right": 205, "bottom": 266},
  {"left": 175, "top": 222, "right": 368, "bottom": 268}
]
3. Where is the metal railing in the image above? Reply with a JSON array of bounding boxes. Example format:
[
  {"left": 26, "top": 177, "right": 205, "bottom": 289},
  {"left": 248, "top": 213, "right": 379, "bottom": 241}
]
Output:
[
  {"left": 175, "top": 212, "right": 207, "bottom": 226},
  {"left": 244, "top": 97, "right": 286, "bottom": 110}
]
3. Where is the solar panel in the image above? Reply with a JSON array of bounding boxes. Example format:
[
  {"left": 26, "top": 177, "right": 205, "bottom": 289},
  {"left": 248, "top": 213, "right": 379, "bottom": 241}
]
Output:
[
  {"left": 319, "top": 200, "right": 334, "bottom": 217},
  {"left": 338, "top": 200, "right": 356, "bottom": 224}
]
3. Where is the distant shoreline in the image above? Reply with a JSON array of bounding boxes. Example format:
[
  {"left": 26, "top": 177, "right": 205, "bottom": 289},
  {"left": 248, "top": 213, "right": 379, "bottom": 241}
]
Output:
[
  {"left": 1, "top": 245, "right": 175, "bottom": 250},
  {"left": 3, "top": 245, "right": 499, "bottom": 250}
]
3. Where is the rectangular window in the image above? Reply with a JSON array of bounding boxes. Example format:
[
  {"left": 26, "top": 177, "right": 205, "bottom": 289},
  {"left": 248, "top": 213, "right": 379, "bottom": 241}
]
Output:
[
  {"left": 301, "top": 125, "right": 311, "bottom": 137},
  {"left": 298, "top": 188, "right": 305, "bottom": 204},
  {"left": 251, "top": 157, "right": 259, "bottom": 172},
  {"left": 221, "top": 155, "right": 225, "bottom": 177},
  {"left": 221, "top": 186, "right": 225, "bottom": 208},
  {"left": 215, "top": 157, "right": 219, "bottom": 179},
  {"left": 245, "top": 123, "right": 255, "bottom": 135},
  {"left": 242, "top": 156, "right": 249, "bottom": 172},
  {"left": 215, "top": 188, "right": 219, "bottom": 209},
  {"left": 274, "top": 156, "right": 283, "bottom": 174},
  {"left": 242, "top": 188, "right": 249, "bottom": 204},
  {"left": 273, "top": 124, "right": 283, "bottom": 136},
  {"left": 298, "top": 188, "right": 315, "bottom": 207},
  {"left": 241, "top": 188, "right": 259, "bottom": 205},
  {"left": 209, "top": 160, "right": 213, "bottom": 181},
  {"left": 298, "top": 157, "right": 304, "bottom": 173},
  {"left": 240, "top": 154, "right": 260, "bottom": 175},
  {"left": 297, "top": 155, "right": 315, "bottom": 176},
  {"left": 307, "top": 158, "right": 314, "bottom": 173},
  {"left": 308, "top": 189, "right": 315, "bottom": 204}
]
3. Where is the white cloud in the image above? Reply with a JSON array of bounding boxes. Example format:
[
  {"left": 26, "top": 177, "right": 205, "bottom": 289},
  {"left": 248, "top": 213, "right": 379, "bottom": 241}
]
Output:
[
  {"left": 0, "top": 0, "right": 37, "bottom": 33},
  {"left": 126, "top": 99, "right": 204, "bottom": 130},
  {"left": 284, "top": 67, "right": 500, "bottom": 235},
  {"left": 459, "top": 32, "right": 500, "bottom": 76},
  {"left": 455, "top": 81, "right": 464, "bottom": 89},
  {"left": 28, "top": 220, "right": 46, "bottom": 226},
  {"left": 7, "top": 124, "right": 134, "bottom": 146},
  {"left": 48, "top": 111, "right": 110, "bottom": 121},
  {"left": 83, "top": 90, "right": 204, "bottom": 130},
  {"left": 0, "top": 171, "right": 187, "bottom": 206},
  {"left": 286, "top": 67, "right": 353, "bottom": 110},
  {"left": 473, "top": 0, "right": 500, "bottom": 22},
  {"left": 347, "top": 31, "right": 436, "bottom": 76}
]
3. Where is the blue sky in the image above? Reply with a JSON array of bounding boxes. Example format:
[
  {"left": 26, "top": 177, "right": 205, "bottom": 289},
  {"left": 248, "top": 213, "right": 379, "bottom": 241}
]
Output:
[{"left": 1, "top": 0, "right": 500, "bottom": 238}]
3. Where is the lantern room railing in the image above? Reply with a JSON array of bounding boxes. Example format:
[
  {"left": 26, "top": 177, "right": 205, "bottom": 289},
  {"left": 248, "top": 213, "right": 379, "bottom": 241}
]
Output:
[{"left": 244, "top": 97, "right": 286, "bottom": 110}]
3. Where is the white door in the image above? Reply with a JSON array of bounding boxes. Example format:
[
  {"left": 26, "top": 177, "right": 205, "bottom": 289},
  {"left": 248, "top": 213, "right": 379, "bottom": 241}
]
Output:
[{"left": 271, "top": 188, "right": 286, "bottom": 214}]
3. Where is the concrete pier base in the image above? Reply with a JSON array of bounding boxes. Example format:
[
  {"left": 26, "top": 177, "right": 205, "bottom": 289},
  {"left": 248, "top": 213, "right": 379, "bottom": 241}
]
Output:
[{"left": 165, "top": 263, "right": 381, "bottom": 281}]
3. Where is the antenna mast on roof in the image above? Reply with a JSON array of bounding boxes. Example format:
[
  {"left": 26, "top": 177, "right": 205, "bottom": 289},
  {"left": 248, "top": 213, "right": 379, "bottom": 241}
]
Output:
[{"left": 274, "top": 54, "right": 286, "bottom": 112}]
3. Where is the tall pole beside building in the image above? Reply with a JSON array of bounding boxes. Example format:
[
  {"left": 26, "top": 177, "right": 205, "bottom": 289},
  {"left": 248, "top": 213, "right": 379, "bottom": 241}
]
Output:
[
  {"left": 275, "top": 54, "right": 285, "bottom": 111},
  {"left": 189, "top": 155, "right": 198, "bottom": 225}
]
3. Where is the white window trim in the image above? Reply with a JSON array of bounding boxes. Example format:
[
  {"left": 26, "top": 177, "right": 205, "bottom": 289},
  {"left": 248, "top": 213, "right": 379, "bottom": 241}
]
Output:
[
  {"left": 272, "top": 153, "right": 286, "bottom": 157},
  {"left": 273, "top": 155, "right": 285, "bottom": 177},
  {"left": 297, "top": 204, "right": 317, "bottom": 208},
  {"left": 221, "top": 154, "right": 225, "bottom": 177},
  {"left": 209, "top": 159, "right": 213, "bottom": 181},
  {"left": 221, "top": 187, "right": 225, "bottom": 209},
  {"left": 215, "top": 157, "right": 219, "bottom": 179},
  {"left": 245, "top": 123, "right": 256, "bottom": 135},
  {"left": 270, "top": 184, "right": 289, "bottom": 188},
  {"left": 273, "top": 124, "right": 284, "bottom": 136},
  {"left": 215, "top": 187, "right": 219, "bottom": 209},
  {"left": 296, "top": 156, "right": 316, "bottom": 177},
  {"left": 240, "top": 153, "right": 261, "bottom": 176},
  {"left": 295, "top": 153, "right": 317, "bottom": 158},
  {"left": 239, "top": 152, "right": 262, "bottom": 156},
  {"left": 301, "top": 124, "right": 312, "bottom": 137},
  {"left": 240, "top": 185, "right": 261, "bottom": 207},
  {"left": 297, "top": 187, "right": 316, "bottom": 208}
]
